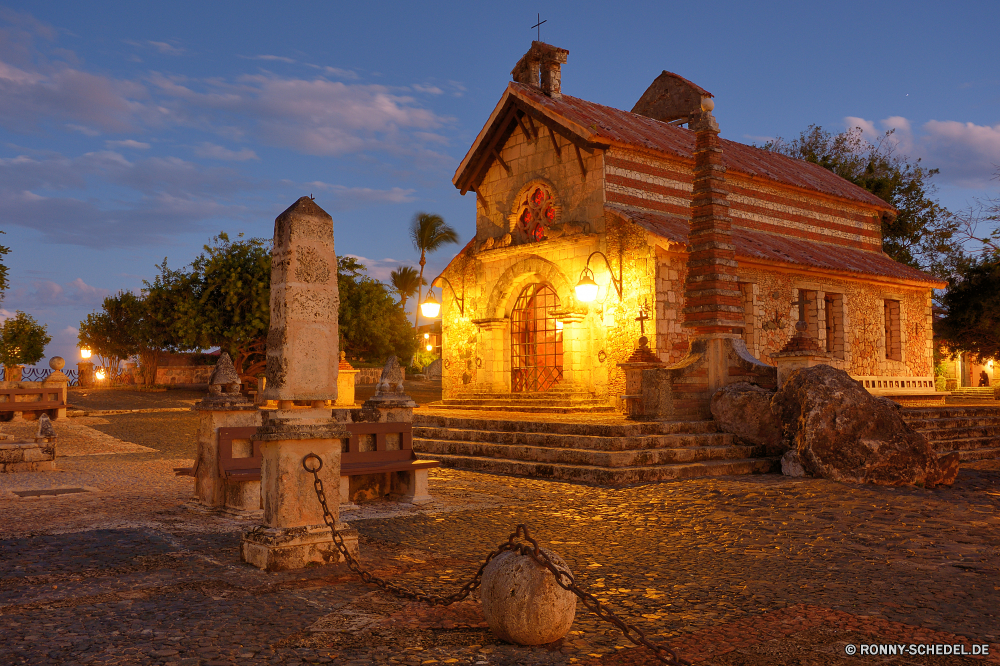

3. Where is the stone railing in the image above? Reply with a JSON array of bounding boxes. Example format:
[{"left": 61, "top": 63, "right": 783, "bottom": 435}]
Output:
[
  {"left": 853, "top": 375, "right": 937, "bottom": 394},
  {"left": 354, "top": 367, "right": 405, "bottom": 385}
]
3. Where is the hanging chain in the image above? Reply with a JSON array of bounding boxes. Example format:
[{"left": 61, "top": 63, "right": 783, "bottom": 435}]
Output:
[{"left": 302, "top": 453, "right": 690, "bottom": 665}]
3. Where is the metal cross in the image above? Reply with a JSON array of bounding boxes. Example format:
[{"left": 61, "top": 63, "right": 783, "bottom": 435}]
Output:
[
  {"left": 635, "top": 304, "right": 650, "bottom": 336},
  {"left": 531, "top": 13, "right": 547, "bottom": 41},
  {"left": 790, "top": 291, "right": 813, "bottom": 321}
]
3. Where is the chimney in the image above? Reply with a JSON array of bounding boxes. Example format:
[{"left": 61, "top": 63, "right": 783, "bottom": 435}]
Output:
[
  {"left": 511, "top": 41, "right": 569, "bottom": 98},
  {"left": 632, "top": 71, "right": 714, "bottom": 126}
]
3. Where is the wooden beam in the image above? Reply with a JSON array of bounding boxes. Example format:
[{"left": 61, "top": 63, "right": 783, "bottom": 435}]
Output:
[
  {"left": 474, "top": 189, "right": 489, "bottom": 213},
  {"left": 491, "top": 147, "right": 511, "bottom": 175},
  {"left": 514, "top": 113, "right": 535, "bottom": 143},
  {"left": 513, "top": 99, "right": 601, "bottom": 154},
  {"left": 575, "top": 144, "right": 587, "bottom": 180},
  {"left": 524, "top": 114, "right": 539, "bottom": 141},
  {"left": 460, "top": 104, "right": 518, "bottom": 194},
  {"left": 548, "top": 127, "right": 562, "bottom": 159}
]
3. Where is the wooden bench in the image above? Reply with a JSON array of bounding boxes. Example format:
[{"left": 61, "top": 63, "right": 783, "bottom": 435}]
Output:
[
  {"left": 0, "top": 387, "right": 66, "bottom": 419},
  {"left": 178, "top": 423, "right": 439, "bottom": 504}
]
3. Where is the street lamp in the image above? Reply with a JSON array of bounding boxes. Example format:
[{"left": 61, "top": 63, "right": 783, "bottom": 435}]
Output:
[
  {"left": 575, "top": 251, "right": 623, "bottom": 303},
  {"left": 420, "top": 290, "right": 441, "bottom": 318},
  {"left": 81, "top": 348, "right": 92, "bottom": 359}
]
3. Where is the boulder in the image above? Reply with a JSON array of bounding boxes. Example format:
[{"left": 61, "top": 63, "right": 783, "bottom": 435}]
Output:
[
  {"left": 479, "top": 548, "right": 576, "bottom": 645},
  {"left": 711, "top": 382, "right": 784, "bottom": 452},
  {"left": 772, "top": 364, "right": 959, "bottom": 488}
]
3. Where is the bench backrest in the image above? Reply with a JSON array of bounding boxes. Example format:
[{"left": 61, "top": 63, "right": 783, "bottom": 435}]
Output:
[
  {"left": 216, "top": 421, "right": 414, "bottom": 476},
  {"left": 0, "top": 387, "right": 66, "bottom": 412}
]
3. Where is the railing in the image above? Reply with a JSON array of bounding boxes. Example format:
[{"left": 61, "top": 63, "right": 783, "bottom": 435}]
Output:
[
  {"left": 0, "top": 367, "right": 80, "bottom": 387},
  {"left": 854, "top": 375, "right": 937, "bottom": 394}
]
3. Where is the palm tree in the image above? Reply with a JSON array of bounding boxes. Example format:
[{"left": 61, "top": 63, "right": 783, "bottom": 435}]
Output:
[
  {"left": 410, "top": 212, "right": 459, "bottom": 327},
  {"left": 389, "top": 266, "right": 424, "bottom": 312}
]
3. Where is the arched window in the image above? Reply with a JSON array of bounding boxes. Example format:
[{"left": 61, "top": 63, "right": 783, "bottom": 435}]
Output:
[{"left": 515, "top": 185, "right": 556, "bottom": 242}]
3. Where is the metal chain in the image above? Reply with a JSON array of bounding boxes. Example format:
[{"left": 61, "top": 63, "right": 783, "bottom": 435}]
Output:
[{"left": 302, "top": 453, "right": 690, "bottom": 666}]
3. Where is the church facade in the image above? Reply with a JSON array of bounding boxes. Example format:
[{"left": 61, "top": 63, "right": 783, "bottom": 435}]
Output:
[{"left": 434, "top": 43, "right": 944, "bottom": 407}]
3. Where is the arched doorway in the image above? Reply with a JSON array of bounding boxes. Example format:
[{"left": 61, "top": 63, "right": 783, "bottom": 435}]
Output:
[{"left": 510, "top": 283, "right": 563, "bottom": 392}]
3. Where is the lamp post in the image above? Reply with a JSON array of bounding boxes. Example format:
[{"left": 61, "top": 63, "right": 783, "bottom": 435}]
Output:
[
  {"left": 574, "top": 251, "right": 623, "bottom": 303},
  {"left": 78, "top": 348, "right": 95, "bottom": 388}
]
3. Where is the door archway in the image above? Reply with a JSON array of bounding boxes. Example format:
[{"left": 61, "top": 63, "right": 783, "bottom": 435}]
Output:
[{"left": 510, "top": 283, "right": 563, "bottom": 392}]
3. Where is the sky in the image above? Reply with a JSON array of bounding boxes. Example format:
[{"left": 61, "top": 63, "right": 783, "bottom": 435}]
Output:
[{"left": 1, "top": 0, "right": 998, "bottom": 367}]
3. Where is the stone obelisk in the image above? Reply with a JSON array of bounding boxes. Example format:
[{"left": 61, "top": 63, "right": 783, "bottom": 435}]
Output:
[{"left": 240, "top": 196, "right": 359, "bottom": 571}]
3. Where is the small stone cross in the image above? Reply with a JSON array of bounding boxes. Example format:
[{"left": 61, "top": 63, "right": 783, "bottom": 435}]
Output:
[
  {"left": 790, "top": 292, "right": 812, "bottom": 322},
  {"left": 531, "top": 13, "right": 547, "bottom": 41},
  {"left": 635, "top": 304, "right": 650, "bottom": 336}
]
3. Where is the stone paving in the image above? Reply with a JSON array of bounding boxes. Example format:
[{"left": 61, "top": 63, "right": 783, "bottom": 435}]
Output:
[{"left": 0, "top": 398, "right": 999, "bottom": 665}]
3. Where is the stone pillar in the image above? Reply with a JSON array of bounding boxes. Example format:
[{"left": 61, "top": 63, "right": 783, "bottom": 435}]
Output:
[
  {"left": 77, "top": 361, "right": 94, "bottom": 389},
  {"left": 637, "top": 103, "right": 776, "bottom": 420},
  {"left": 193, "top": 353, "right": 261, "bottom": 511},
  {"left": 241, "top": 197, "right": 358, "bottom": 572},
  {"left": 335, "top": 352, "right": 358, "bottom": 407},
  {"left": 554, "top": 310, "right": 590, "bottom": 391},
  {"left": 474, "top": 318, "right": 508, "bottom": 393},
  {"left": 773, "top": 322, "right": 830, "bottom": 387},
  {"left": 4, "top": 365, "right": 22, "bottom": 383},
  {"left": 616, "top": 337, "right": 663, "bottom": 419},
  {"left": 42, "top": 357, "right": 69, "bottom": 420}
]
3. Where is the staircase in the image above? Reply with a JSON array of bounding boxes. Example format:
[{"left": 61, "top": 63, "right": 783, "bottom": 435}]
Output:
[
  {"left": 902, "top": 405, "right": 1000, "bottom": 461},
  {"left": 949, "top": 387, "right": 997, "bottom": 399},
  {"left": 412, "top": 412, "right": 780, "bottom": 486},
  {"left": 427, "top": 388, "right": 616, "bottom": 415}
]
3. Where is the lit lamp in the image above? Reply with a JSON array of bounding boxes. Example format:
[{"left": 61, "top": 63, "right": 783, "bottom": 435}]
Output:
[
  {"left": 81, "top": 348, "right": 92, "bottom": 360},
  {"left": 95, "top": 368, "right": 106, "bottom": 381},
  {"left": 426, "top": 344, "right": 433, "bottom": 352},
  {"left": 424, "top": 333, "right": 430, "bottom": 340},
  {"left": 575, "top": 251, "right": 623, "bottom": 303},
  {"left": 420, "top": 290, "right": 441, "bottom": 318}
]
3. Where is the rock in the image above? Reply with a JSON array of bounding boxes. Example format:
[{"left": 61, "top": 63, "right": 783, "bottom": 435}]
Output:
[
  {"left": 424, "top": 358, "right": 442, "bottom": 381},
  {"left": 711, "top": 382, "right": 784, "bottom": 451},
  {"left": 36, "top": 414, "right": 56, "bottom": 439},
  {"left": 772, "top": 364, "right": 959, "bottom": 488},
  {"left": 780, "top": 450, "right": 807, "bottom": 477},
  {"left": 479, "top": 548, "right": 576, "bottom": 645}
]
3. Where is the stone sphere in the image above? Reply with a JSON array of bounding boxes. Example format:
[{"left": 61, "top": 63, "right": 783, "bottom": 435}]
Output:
[
  {"left": 49, "top": 356, "right": 65, "bottom": 371},
  {"left": 480, "top": 548, "right": 576, "bottom": 645}
]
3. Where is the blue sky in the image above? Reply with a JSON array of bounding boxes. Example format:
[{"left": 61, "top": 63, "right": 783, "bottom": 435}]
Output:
[{"left": 1, "top": 1, "right": 998, "bottom": 365}]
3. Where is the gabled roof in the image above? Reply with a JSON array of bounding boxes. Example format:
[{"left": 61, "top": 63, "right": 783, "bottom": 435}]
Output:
[
  {"left": 606, "top": 204, "right": 944, "bottom": 287},
  {"left": 455, "top": 82, "right": 893, "bottom": 211}
]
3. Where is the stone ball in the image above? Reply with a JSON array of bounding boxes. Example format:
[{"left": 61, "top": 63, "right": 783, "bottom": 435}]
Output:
[
  {"left": 49, "top": 356, "right": 65, "bottom": 371},
  {"left": 480, "top": 548, "right": 576, "bottom": 645}
]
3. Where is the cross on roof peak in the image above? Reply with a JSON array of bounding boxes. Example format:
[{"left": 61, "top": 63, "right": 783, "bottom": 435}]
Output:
[{"left": 531, "top": 13, "right": 547, "bottom": 42}]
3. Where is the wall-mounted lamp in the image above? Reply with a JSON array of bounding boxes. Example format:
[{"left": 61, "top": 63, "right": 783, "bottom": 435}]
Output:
[
  {"left": 575, "top": 251, "right": 623, "bottom": 303},
  {"left": 421, "top": 275, "right": 465, "bottom": 317}
]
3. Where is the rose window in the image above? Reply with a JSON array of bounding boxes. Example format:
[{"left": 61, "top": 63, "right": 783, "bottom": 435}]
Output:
[{"left": 516, "top": 186, "right": 556, "bottom": 242}]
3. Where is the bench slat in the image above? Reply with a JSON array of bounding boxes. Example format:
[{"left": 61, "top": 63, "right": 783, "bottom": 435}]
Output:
[
  {"left": 0, "top": 401, "right": 63, "bottom": 411},
  {"left": 341, "top": 459, "right": 440, "bottom": 476}
]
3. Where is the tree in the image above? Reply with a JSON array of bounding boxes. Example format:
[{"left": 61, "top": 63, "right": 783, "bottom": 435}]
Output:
[
  {"left": 409, "top": 212, "right": 458, "bottom": 327},
  {"left": 1, "top": 311, "right": 51, "bottom": 368},
  {"left": 762, "top": 125, "right": 962, "bottom": 277},
  {"left": 139, "top": 259, "right": 198, "bottom": 384},
  {"left": 0, "top": 231, "right": 10, "bottom": 303},
  {"left": 936, "top": 253, "right": 1000, "bottom": 361},
  {"left": 338, "top": 257, "right": 416, "bottom": 362},
  {"left": 389, "top": 266, "right": 425, "bottom": 311},
  {"left": 78, "top": 291, "right": 145, "bottom": 380}
]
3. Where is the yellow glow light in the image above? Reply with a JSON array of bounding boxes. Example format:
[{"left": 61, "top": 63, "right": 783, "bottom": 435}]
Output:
[
  {"left": 424, "top": 333, "right": 430, "bottom": 339},
  {"left": 575, "top": 272, "right": 599, "bottom": 302},
  {"left": 420, "top": 291, "right": 441, "bottom": 318},
  {"left": 95, "top": 369, "right": 106, "bottom": 381},
  {"left": 81, "top": 348, "right": 92, "bottom": 359},
  {"left": 426, "top": 344, "right": 433, "bottom": 352}
]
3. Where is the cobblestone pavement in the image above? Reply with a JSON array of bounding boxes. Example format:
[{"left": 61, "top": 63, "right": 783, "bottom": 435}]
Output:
[
  {"left": 68, "top": 388, "right": 206, "bottom": 412},
  {"left": 1, "top": 406, "right": 999, "bottom": 665}
]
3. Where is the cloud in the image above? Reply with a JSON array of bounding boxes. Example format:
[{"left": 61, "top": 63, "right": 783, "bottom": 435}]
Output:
[
  {"left": 194, "top": 142, "right": 259, "bottom": 161},
  {"left": 243, "top": 54, "right": 296, "bottom": 64},
  {"left": 125, "top": 39, "right": 185, "bottom": 55},
  {"left": 4, "top": 277, "right": 110, "bottom": 308},
  {"left": 300, "top": 181, "right": 417, "bottom": 209},
  {"left": 106, "top": 139, "right": 150, "bottom": 150},
  {"left": 411, "top": 84, "right": 443, "bottom": 95},
  {"left": 343, "top": 255, "right": 419, "bottom": 282},
  {"left": 845, "top": 115, "right": 1000, "bottom": 189}
]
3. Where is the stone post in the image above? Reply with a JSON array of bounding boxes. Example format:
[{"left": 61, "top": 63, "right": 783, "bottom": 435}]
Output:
[
  {"left": 42, "top": 357, "right": 69, "bottom": 420},
  {"left": 616, "top": 337, "right": 663, "bottom": 419},
  {"left": 4, "top": 365, "right": 22, "bottom": 383},
  {"left": 334, "top": 352, "right": 358, "bottom": 407},
  {"left": 241, "top": 197, "right": 358, "bottom": 572},
  {"left": 637, "top": 102, "right": 776, "bottom": 420},
  {"left": 553, "top": 310, "right": 590, "bottom": 391},
  {"left": 77, "top": 361, "right": 94, "bottom": 389},
  {"left": 773, "top": 322, "right": 829, "bottom": 387},
  {"left": 193, "top": 353, "right": 261, "bottom": 512}
]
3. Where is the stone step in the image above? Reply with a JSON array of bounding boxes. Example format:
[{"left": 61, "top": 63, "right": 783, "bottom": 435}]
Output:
[
  {"left": 932, "top": 437, "right": 1000, "bottom": 454},
  {"left": 413, "top": 451, "right": 780, "bottom": 486},
  {"left": 413, "top": 436, "right": 755, "bottom": 467},
  {"left": 412, "top": 426, "right": 731, "bottom": 451},
  {"left": 950, "top": 387, "right": 996, "bottom": 396},
  {"left": 427, "top": 401, "right": 618, "bottom": 414},
  {"left": 917, "top": 425, "right": 1000, "bottom": 442},
  {"left": 903, "top": 407, "right": 1000, "bottom": 420},
  {"left": 413, "top": 413, "right": 720, "bottom": 437},
  {"left": 453, "top": 391, "right": 600, "bottom": 400},
  {"left": 957, "top": 447, "right": 1000, "bottom": 461},
  {"left": 904, "top": 416, "right": 1000, "bottom": 430}
]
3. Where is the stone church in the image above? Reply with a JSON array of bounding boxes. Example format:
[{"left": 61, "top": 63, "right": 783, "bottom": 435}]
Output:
[{"left": 432, "top": 42, "right": 944, "bottom": 411}]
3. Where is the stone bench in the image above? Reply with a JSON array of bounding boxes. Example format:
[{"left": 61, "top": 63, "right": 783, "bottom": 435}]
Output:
[
  {"left": 0, "top": 386, "right": 67, "bottom": 421},
  {"left": 177, "top": 422, "right": 439, "bottom": 505}
]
